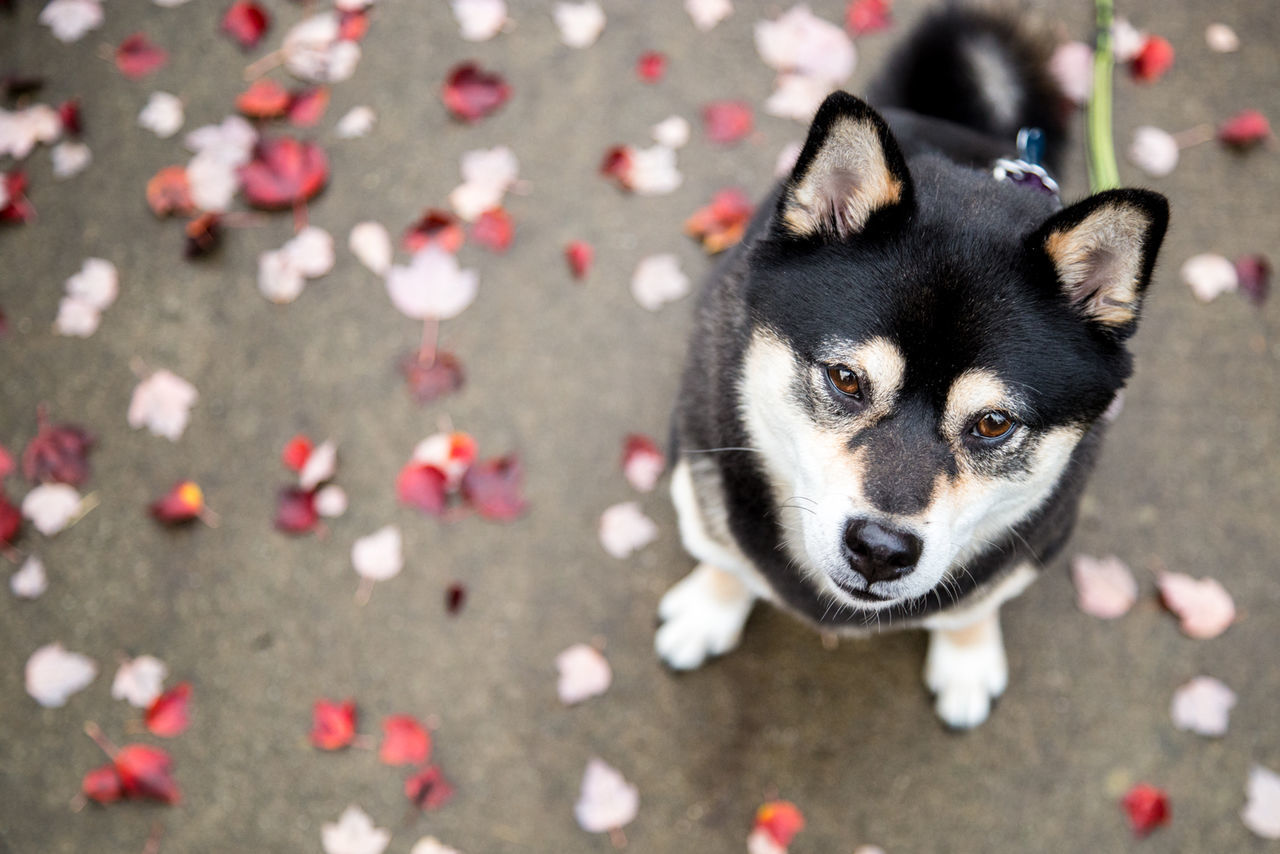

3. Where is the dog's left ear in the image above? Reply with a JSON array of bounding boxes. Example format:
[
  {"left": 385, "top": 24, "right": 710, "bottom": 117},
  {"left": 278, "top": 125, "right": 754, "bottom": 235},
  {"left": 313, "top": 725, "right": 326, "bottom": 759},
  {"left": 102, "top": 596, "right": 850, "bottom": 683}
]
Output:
[
  {"left": 1032, "top": 189, "right": 1169, "bottom": 332},
  {"left": 776, "top": 92, "right": 914, "bottom": 240}
]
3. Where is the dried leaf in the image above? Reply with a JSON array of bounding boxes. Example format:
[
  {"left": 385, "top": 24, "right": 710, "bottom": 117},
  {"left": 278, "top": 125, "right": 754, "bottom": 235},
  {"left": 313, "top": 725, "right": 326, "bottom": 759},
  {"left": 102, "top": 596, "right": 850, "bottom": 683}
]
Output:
[
  {"left": 145, "top": 682, "right": 192, "bottom": 737},
  {"left": 22, "top": 410, "right": 94, "bottom": 485},
  {"left": 845, "top": 0, "right": 891, "bottom": 36},
  {"left": 461, "top": 455, "right": 527, "bottom": 521},
  {"left": 1121, "top": 783, "right": 1170, "bottom": 836},
  {"left": 379, "top": 715, "right": 432, "bottom": 765},
  {"left": 149, "top": 480, "right": 204, "bottom": 524},
  {"left": 565, "top": 240, "right": 593, "bottom": 279},
  {"left": 405, "top": 766, "right": 455, "bottom": 811},
  {"left": 636, "top": 51, "right": 667, "bottom": 82},
  {"left": 239, "top": 137, "right": 329, "bottom": 210},
  {"left": 311, "top": 699, "right": 357, "bottom": 750},
  {"left": 441, "top": 62, "right": 510, "bottom": 122},
  {"left": 1130, "top": 35, "right": 1173, "bottom": 83},
  {"left": 275, "top": 487, "right": 318, "bottom": 534},
  {"left": 401, "top": 352, "right": 465, "bottom": 404},
  {"left": 703, "top": 100, "right": 754, "bottom": 145},
  {"left": 222, "top": 1, "right": 270, "bottom": 50},
  {"left": 754, "top": 801, "right": 806, "bottom": 847},
  {"left": 115, "top": 33, "right": 168, "bottom": 80}
]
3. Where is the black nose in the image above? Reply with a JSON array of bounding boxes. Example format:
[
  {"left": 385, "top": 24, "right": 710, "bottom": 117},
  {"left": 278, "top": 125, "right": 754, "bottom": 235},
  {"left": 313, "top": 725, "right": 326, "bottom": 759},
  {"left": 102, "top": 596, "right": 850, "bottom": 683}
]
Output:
[{"left": 844, "top": 519, "right": 922, "bottom": 584}]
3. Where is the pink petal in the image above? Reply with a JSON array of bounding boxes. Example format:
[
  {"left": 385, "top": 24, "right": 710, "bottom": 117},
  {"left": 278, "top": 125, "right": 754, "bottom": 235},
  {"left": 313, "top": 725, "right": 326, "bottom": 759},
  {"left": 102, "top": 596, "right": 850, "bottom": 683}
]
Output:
[
  {"left": 452, "top": 0, "right": 508, "bottom": 41},
  {"left": 1158, "top": 571, "right": 1236, "bottom": 639},
  {"left": 321, "top": 805, "right": 390, "bottom": 854},
  {"left": 1243, "top": 766, "right": 1280, "bottom": 840},
  {"left": 630, "top": 254, "right": 689, "bottom": 311},
  {"left": 1049, "top": 41, "right": 1094, "bottom": 104},
  {"left": 111, "top": 655, "right": 168, "bottom": 708},
  {"left": 1181, "top": 253, "right": 1238, "bottom": 303},
  {"left": 25, "top": 642, "right": 96, "bottom": 707},
  {"left": 685, "top": 0, "right": 731, "bottom": 31},
  {"left": 556, "top": 643, "right": 612, "bottom": 705},
  {"left": 351, "top": 525, "right": 403, "bottom": 582},
  {"left": 574, "top": 758, "right": 638, "bottom": 833},
  {"left": 1071, "top": 554, "right": 1138, "bottom": 619},
  {"left": 1170, "top": 676, "right": 1236, "bottom": 737},
  {"left": 622, "top": 434, "right": 665, "bottom": 492},
  {"left": 599, "top": 501, "right": 658, "bottom": 558},
  {"left": 1128, "top": 126, "right": 1179, "bottom": 177}
]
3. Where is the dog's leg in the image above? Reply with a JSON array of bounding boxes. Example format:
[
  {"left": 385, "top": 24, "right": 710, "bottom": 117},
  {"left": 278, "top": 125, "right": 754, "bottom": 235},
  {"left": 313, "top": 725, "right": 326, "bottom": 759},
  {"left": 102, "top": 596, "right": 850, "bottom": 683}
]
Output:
[
  {"left": 655, "top": 563, "right": 756, "bottom": 670},
  {"left": 924, "top": 611, "right": 1008, "bottom": 730}
]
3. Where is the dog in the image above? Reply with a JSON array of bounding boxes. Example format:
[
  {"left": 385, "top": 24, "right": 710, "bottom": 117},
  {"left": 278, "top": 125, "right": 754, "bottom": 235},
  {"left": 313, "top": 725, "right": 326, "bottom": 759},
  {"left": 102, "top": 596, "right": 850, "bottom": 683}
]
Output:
[{"left": 655, "top": 6, "right": 1168, "bottom": 729}]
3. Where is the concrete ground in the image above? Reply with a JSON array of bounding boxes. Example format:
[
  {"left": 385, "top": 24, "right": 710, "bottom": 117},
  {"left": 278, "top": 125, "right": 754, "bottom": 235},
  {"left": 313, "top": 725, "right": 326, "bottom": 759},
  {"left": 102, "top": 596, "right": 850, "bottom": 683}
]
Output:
[{"left": 1, "top": 1, "right": 1277, "bottom": 852}]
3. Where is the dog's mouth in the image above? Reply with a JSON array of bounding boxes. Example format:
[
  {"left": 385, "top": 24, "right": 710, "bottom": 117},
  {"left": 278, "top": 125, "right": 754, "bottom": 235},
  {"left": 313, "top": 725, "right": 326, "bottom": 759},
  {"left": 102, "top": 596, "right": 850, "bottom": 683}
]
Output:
[{"left": 830, "top": 575, "right": 891, "bottom": 603}]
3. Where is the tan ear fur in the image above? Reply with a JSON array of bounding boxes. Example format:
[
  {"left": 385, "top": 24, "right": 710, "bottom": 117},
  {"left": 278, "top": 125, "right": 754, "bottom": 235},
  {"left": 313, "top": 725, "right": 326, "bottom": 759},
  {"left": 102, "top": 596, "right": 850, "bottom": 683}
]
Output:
[{"left": 1044, "top": 204, "right": 1153, "bottom": 327}]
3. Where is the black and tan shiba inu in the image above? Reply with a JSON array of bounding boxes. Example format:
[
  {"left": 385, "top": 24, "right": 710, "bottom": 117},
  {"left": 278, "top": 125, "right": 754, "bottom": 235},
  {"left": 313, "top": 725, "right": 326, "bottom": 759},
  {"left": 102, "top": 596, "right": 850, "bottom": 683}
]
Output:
[{"left": 657, "top": 6, "right": 1168, "bottom": 728}]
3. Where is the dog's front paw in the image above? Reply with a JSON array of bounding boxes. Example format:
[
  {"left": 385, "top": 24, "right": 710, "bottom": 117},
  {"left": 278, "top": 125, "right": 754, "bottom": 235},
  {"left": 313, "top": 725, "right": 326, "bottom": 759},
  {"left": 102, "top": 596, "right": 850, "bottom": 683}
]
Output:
[
  {"left": 655, "top": 564, "right": 755, "bottom": 671},
  {"left": 924, "top": 618, "right": 1008, "bottom": 730}
]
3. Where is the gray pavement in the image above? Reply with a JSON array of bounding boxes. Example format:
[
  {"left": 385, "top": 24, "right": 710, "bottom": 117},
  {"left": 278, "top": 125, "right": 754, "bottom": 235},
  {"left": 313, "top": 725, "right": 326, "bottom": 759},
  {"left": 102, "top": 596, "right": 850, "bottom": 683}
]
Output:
[{"left": 1, "top": 1, "right": 1278, "bottom": 852}]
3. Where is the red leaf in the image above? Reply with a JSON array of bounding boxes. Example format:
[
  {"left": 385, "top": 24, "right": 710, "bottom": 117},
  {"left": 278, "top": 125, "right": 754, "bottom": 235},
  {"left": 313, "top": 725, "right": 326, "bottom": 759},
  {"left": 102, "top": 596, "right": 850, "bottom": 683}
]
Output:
[
  {"left": 461, "top": 455, "right": 527, "bottom": 521},
  {"left": 1, "top": 170, "right": 34, "bottom": 224},
  {"left": 565, "top": 240, "right": 593, "bottom": 279},
  {"left": 396, "top": 463, "right": 448, "bottom": 515},
  {"left": 287, "top": 87, "right": 330, "bottom": 127},
  {"left": 310, "top": 699, "right": 357, "bottom": 750},
  {"left": 471, "top": 207, "right": 514, "bottom": 253},
  {"left": 445, "top": 582, "right": 466, "bottom": 615},
  {"left": 115, "top": 745, "right": 180, "bottom": 804},
  {"left": 684, "top": 187, "right": 754, "bottom": 254},
  {"left": 401, "top": 351, "right": 465, "bottom": 404},
  {"left": 636, "top": 51, "right": 667, "bottom": 82},
  {"left": 703, "top": 100, "right": 754, "bottom": 145},
  {"left": 599, "top": 145, "right": 633, "bottom": 184},
  {"left": 115, "top": 34, "right": 168, "bottom": 80},
  {"left": 441, "top": 62, "right": 511, "bottom": 122},
  {"left": 222, "top": 1, "right": 270, "bottom": 50},
  {"left": 1122, "top": 783, "right": 1170, "bottom": 836},
  {"left": 146, "top": 166, "right": 195, "bottom": 218},
  {"left": 184, "top": 213, "right": 222, "bottom": 259},
  {"left": 1130, "top": 36, "right": 1174, "bottom": 83},
  {"left": 149, "top": 481, "right": 204, "bottom": 525},
  {"left": 846, "top": 0, "right": 892, "bottom": 35},
  {"left": 339, "top": 10, "right": 369, "bottom": 42},
  {"left": 0, "top": 491, "right": 19, "bottom": 545},
  {"left": 238, "top": 137, "right": 329, "bottom": 210},
  {"left": 282, "top": 434, "right": 313, "bottom": 472},
  {"left": 275, "top": 487, "right": 318, "bottom": 534},
  {"left": 404, "top": 765, "right": 454, "bottom": 810},
  {"left": 379, "top": 715, "right": 432, "bottom": 766},
  {"left": 1235, "top": 254, "right": 1271, "bottom": 306},
  {"left": 145, "top": 682, "right": 192, "bottom": 737},
  {"left": 236, "top": 79, "right": 290, "bottom": 119},
  {"left": 404, "top": 209, "right": 465, "bottom": 253},
  {"left": 754, "top": 801, "right": 806, "bottom": 847},
  {"left": 22, "top": 409, "right": 94, "bottom": 486},
  {"left": 58, "top": 98, "right": 82, "bottom": 136},
  {"left": 81, "top": 764, "right": 123, "bottom": 804},
  {"left": 1218, "top": 109, "right": 1271, "bottom": 149},
  {"left": 0, "top": 442, "right": 12, "bottom": 479}
]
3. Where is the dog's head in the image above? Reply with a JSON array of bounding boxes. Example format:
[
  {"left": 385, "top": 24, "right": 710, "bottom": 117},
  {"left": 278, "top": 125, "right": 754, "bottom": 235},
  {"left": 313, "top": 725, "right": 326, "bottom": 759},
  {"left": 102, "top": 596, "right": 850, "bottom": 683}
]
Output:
[{"left": 739, "top": 92, "right": 1168, "bottom": 611}]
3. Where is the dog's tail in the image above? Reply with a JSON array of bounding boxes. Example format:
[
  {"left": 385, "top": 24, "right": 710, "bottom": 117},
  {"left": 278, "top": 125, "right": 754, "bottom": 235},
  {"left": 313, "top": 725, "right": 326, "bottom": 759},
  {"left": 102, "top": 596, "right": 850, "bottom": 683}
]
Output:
[{"left": 868, "top": 3, "right": 1069, "bottom": 170}]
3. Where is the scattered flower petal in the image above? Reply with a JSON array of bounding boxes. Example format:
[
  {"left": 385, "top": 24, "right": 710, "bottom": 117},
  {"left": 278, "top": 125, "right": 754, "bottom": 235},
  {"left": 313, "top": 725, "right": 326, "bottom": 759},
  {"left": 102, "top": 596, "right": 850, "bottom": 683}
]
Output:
[
  {"left": 350, "top": 221, "right": 392, "bottom": 274},
  {"left": 322, "top": 805, "right": 390, "bottom": 854},
  {"left": 1170, "top": 676, "right": 1236, "bottom": 737},
  {"left": 22, "top": 483, "right": 82, "bottom": 536},
  {"left": 284, "top": 13, "right": 362, "bottom": 83},
  {"left": 1111, "top": 17, "right": 1146, "bottom": 63},
  {"left": 755, "top": 5, "right": 856, "bottom": 84},
  {"left": 565, "top": 240, "right": 593, "bottom": 280},
  {"left": 637, "top": 51, "right": 667, "bottom": 82},
  {"left": 1205, "top": 23, "right": 1239, "bottom": 53},
  {"left": 1121, "top": 783, "right": 1170, "bottom": 837},
  {"left": 651, "top": 115, "right": 690, "bottom": 149},
  {"left": 1218, "top": 109, "right": 1271, "bottom": 149},
  {"left": 412, "top": 432, "right": 478, "bottom": 488},
  {"left": 686, "top": 0, "right": 731, "bottom": 32},
  {"left": 703, "top": 100, "right": 754, "bottom": 145},
  {"left": 1158, "top": 571, "right": 1235, "bottom": 639},
  {"left": 39, "top": 0, "right": 103, "bottom": 44},
  {"left": 386, "top": 247, "right": 479, "bottom": 320},
  {"left": 112, "top": 655, "right": 168, "bottom": 708},
  {"left": 336, "top": 105, "right": 376, "bottom": 138},
  {"left": 556, "top": 643, "right": 612, "bottom": 705},
  {"left": 115, "top": 33, "right": 169, "bottom": 80},
  {"left": 845, "top": 0, "right": 891, "bottom": 36},
  {"left": 25, "top": 642, "right": 96, "bottom": 707},
  {"left": 452, "top": 0, "right": 508, "bottom": 42},
  {"left": 352, "top": 525, "right": 403, "bottom": 582},
  {"left": 471, "top": 206, "right": 514, "bottom": 253},
  {"left": 145, "top": 682, "right": 192, "bottom": 737},
  {"left": 1128, "top": 126, "right": 1179, "bottom": 177},
  {"left": 555, "top": 2, "right": 606, "bottom": 49},
  {"left": 379, "top": 715, "right": 432, "bottom": 765},
  {"left": 1049, "top": 41, "right": 1094, "bottom": 105},
  {"left": 51, "top": 140, "right": 90, "bottom": 179},
  {"left": 764, "top": 73, "right": 831, "bottom": 122},
  {"left": 1070, "top": 554, "right": 1138, "bottom": 619},
  {"left": 631, "top": 253, "right": 689, "bottom": 311},
  {"left": 1130, "top": 35, "right": 1173, "bottom": 83},
  {"left": 599, "top": 501, "right": 658, "bottom": 558},
  {"left": 1242, "top": 766, "right": 1280, "bottom": 840},
  {"left": 622, "top": 434, "right": 665, "bottom": 492},
  {"left": 1181, "top": 253, "right": 1238, "bottom": 303},
  {"left": 11, "top": 555, "right": 48, "bottom": 599},
  {"left": 139, "top": 92, "right": 184, "bottom": 138},
  {"left": 311, "top": 699, "right": 357, "bottom": 750},
  {"left": 410, "top": 838, "right": 462, "bottom": 854},
  {"left": 314, "top": 484, "right": 348, "bottom": 518},
  {"left": 442, "top": 62, "right": 510, "bottom": 122},
  {"left": 129, "top": 369, "right": 198, "bottom": 441},
  {"left": 754, "top": 801, "right": 806, "bottom": 848},
  {"left": 575, "top": 758, "right": 639, "bottom": 833}
]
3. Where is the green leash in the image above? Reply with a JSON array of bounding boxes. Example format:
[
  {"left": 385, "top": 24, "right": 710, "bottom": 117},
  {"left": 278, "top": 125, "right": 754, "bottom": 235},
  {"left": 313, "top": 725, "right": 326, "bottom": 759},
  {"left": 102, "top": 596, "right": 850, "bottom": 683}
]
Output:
[{"left": 1086, "top": 0, "right": 1121, "bottom": 192}]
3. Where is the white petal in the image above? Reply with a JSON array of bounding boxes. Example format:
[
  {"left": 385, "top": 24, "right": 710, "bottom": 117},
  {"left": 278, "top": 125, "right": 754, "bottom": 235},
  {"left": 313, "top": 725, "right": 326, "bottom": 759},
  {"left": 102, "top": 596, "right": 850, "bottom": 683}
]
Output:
[
  {"left": 21, "top": 483, "right": 82, "bottom": 536},
  {"left": 185, "top": 115, "right": 257, "bottom": 165},
  {"left": 1128, "top": 126, "right": 1179, "bottom": 177},
  {"left": 352, "top": 525, "right": 403, "bottom": 582},
  {"left": 66, "top": 258, "right": 118, "bottom": 310},
  {"left": 459, "top": 146, "right": 519, "bottom": 190},
  {"left": 448, "top": 181, "right": 504, "bottom": 222},
  {"left": 258, "top": 250, "right": 307, "bottom": 304},
  {"left": 1243, "top": 766, "right": 1280, "bottom": 840},
  {"left": 1205, "top": 23, "right": 1240, "bottom": 53},
  {"left": 628, "top": 145, "right": 682, "bottom": 196},
  {"left": 1181, "top": 253, "right": 1239, "bottom": 303},
  {"left": 685, "top": 0, "right": 731, "bottom": 31},
  {"left": 299, "top": 439, "right": 338, "bottom": 490},
  {"left": 284, "top": 226, "right": 335, "bottom": 279},
  {"left": 748, "top": 828, "right": 788, "bottom": 854},
  {"left": 556, "top": 644, "right": 612, "bottom": 705},
  {"left": 409, "top": 839, "right": 462, "bottom": 854},
  {"left": 51, "top": 140, "right": 91, "bottom": 179},
  {"left": 54, "top": 296, "right": 101, "bottom": 338},
  {"left": 630, "top": 254, "right": 689, "bottom": 311},
  {"left": 1111, "top": 17, "right": 1146, "bottom": 64},
  {"left": 128, "top": 369, "right": 198, "bottom": 441},
  {"left": 187, "top": 151, "right": 239, "bottom": 213},
  {"left": 755, "top": 4, "right": 855, "bottom": 83},
  {"left": 349, "top": 221, "right": 392, "bottom": 275},
  {"left": 111, "top": 655, "right": 169, "bottom": 708},
  {"left": 139, "top": 92, "right": 185, "bottom": 139},
  {"left": 314, "top": 484, "right": 349, "bottom": 518},
  {"left": 574, "top": 758, "right": 639, "bottom": 833},
  {"left": 39, "top": 0, "right": 104, "bottom": 43},
  {"left": 554, "top": 1, "right": 606, "bottom": 49},
  {"left": 336, "top": 106, "right": 376, "bottom": 139},
  {"left": 599, "top": 501, "right": 659, "bottom": 558},
  {"left": 1170, "top": 676, "right": 1236, "bottom": 737},
  {"left": 651, "top": 116, "right": 690, "bottom": 149},
  {"left": 452, "top": 0, "right": 507, "bottom": 41},
  {"left": 11, "top": 555, "right": 48, "bottom": 599},
  {"left": 321, "top": 805, "right": 391, "bottom": 854},
  {"left": 25, "top": 642, "right": 97, "bottom": 707},
  {"left": 1070, "top": 554, "right": 1138, "bottom": 619},
  {"left": 764, "top": 73, "right": 830, "bottom": 122},
  {"left": 386, "top": 247, "right": 479, "bottom": 320}
]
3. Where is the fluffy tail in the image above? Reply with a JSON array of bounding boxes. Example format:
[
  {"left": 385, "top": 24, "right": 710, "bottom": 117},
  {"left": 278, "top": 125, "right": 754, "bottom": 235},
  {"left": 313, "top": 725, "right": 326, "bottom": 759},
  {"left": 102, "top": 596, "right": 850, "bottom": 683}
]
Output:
[{"left": 868, "top": 3, "right": 1069, "bottom": 171}]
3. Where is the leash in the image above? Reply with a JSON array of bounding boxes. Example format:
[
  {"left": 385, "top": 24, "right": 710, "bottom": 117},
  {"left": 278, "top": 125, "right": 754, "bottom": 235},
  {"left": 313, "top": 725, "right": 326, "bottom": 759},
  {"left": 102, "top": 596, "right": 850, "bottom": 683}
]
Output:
[{"left": 991, "top": 127, "right": 1061, "bottom": 201}]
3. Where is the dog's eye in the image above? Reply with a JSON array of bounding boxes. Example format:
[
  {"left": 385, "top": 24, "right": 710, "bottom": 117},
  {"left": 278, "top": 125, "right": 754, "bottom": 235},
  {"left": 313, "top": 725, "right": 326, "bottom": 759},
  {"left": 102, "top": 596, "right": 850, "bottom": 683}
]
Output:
[
  {"left": 973, "top": 412, "right": 1016, "bottom": 440},
  {"left": 825, "top": 365, "right": 862, "bottom": 398}
]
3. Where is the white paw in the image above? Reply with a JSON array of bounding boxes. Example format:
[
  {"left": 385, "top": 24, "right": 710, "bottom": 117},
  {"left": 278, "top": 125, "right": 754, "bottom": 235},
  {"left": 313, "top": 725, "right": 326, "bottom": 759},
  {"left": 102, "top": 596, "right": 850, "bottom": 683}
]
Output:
[
  {"left": 655, "top": 564, "right": 755, "bottom": 671},
  {"left": 924, "top": 622, "right": 1008, "bottom": 730}
]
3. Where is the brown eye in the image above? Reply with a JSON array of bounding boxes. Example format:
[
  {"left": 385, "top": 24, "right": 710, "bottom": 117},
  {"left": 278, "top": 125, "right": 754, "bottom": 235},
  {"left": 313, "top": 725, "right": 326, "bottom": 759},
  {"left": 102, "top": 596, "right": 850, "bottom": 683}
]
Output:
[
  {"left": 974, "top": 412, "right": 1015, "bottom": 440},
  {"left": 825, "top": 365, "right": 862, "bottom": 398}
]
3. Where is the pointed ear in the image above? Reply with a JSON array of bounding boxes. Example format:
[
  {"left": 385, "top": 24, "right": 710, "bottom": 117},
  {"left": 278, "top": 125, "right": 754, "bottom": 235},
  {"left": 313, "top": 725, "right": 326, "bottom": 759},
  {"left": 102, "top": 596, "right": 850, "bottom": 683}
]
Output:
[
  {"left": 1033, "top": 189, "right": 1169, "bottom": 332},
  {"left": 775, "top": 92, "right": 914, "bottom": 240}
]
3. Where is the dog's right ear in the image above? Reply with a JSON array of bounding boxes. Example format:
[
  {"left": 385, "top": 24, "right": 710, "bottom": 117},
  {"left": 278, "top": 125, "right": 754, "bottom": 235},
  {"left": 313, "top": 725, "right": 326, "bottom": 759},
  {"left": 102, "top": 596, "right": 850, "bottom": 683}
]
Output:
[{"left": 775, "top": 92, "right": 914, "bottom": 240}]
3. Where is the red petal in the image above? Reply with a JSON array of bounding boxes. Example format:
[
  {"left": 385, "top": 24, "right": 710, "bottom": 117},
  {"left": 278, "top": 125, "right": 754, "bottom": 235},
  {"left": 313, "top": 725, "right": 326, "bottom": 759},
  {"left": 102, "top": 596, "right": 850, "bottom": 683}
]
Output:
[
  {"left": 404, "top": 209, "right": 465, "bottom": 254},
  {"left": 22, "top": 410, "right": 94, "bottom": 486},
  {"left": 703, "top": 100, "right": 754, "bottom": 145},
  {"left": 222, "top": 1, "right": 270, "bottom": 50},
  {"left": 684, "top": 187, "right": 754, "bottom": 253},
  {"left": 445, "top": 582, "right": 467, "bottom": 615},
  {"left": 184, "top": 213, "right": 223, "bottom": 259},
  {"left": 599, "top": 145, "right": 633, "bottom": 185},
  {"left": 145, "top": 682, "right": 192, "bottom": 737},
  {"left": 1218, "top": 109, "right": 1271, "bottom": 149},
  {"left": 114, "top": 745, "right": 180, "bottom": 804},
  {"left": 1130, "top": 35, "right": 1174, "bottom": 83},
  {"left": 82, "top": 764, "right": 123, "bottom": 804},
  {"left": 287, "top": 87, "right": 330, "bottom": 127},
  {"left": 846, "top": 0, "right": 892, "bottom": 35},
  {"left": 275, "top": 487, "right": 318, "bottom": 534},
  {"left": 565, "top": 240, "right": 593, "bottom": 279},
  {"left": 754, "top": 801, "right": 806, "bottom": 847},
  {"left": 379, "top": 715, "right": 432, "bottom": 766},
  {"left": 396, "top": 463, "right": 449, "bottom": 515},
  {"left": 238, "top": 137, "right": 329, "bottom": 210},
  {"left": 404, "top": 765, "right": 454, "bottom": 810},
  {"left": 236, "top": 79, "right": 290, "bottom": 118},
  {"left": 282, "top": 434, "right": 314, "bottom": 471},
  {"left": 471, "top": 207, "right": 514, "bottom": 253},
  {"left": 636, "top": 51, "right": 667, "bottom": 82},
  {"left": 1235, "top": 253, "right": 1271, "bottom": 306},
  {"left": 401, "top": 351, "right": 465, "bottom": 404},
  {"left": 1, "top": 170, "right": 34, "bottom": 224},
  {"left": 441, "top": 62, "right": 511, "bottom": 122},
  {"left": 115, "top": 34, "right": 168, "bottom": 80},
  {"left": 310, "top": 699, "right": 357, "bottom": 750},
  {"left": 0, "top": 492, "right": 19, "bottom": 545},
  {"left": 339, "top": 10, "right": 369, "bottom": 42},
  {"left": 1121, "top": 783, "right": 1170, "bottom": 836},
  {"left": 58, "top": 98, "right": 82, "bottom": 136},
  {"left": 149, "top": 481, "right": 205, "bottom": 525},
  {"left": 0, "top": 442, "right": 12, "bottom": 479},
  {"left": 461, "top": 455, "right": 527, "bottom": 521},
  {"left": 146, "top": 165, "right": 195, "bottom": 218}
]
